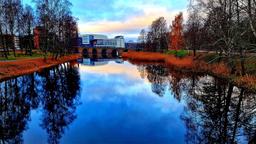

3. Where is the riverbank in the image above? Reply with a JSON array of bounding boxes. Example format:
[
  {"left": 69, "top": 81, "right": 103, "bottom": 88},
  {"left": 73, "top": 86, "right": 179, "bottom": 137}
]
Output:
[
  {"left": 122, "top": 51, "right": 229, "bottom": 76},
  {"left": 0, "top": 54, "right": 81, "bottom": 81},
  {"left": 122, "top": 51, "right": 256, "bottom": 91}
]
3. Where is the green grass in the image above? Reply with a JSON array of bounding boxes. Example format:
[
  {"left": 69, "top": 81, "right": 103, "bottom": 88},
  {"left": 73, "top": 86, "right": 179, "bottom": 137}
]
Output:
[
  {"left": 17, "top": 53, "right": 44, "bottom": 58},
  {"left": 0, "top": 55, "right": 16, "bottom": 61},
  {"left": 176, "top": 50, "right": 189, "bottom": 57},
  {"left": 165, "top": 50, "right": 177, "bottom": 55},
  {"left": 165, "top": 50, "right": 189, "bottom": 58}
]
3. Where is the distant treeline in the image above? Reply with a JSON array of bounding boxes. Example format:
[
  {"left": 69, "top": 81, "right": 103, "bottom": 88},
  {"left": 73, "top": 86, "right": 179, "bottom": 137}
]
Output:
[
  {"left": 0, "top": 0, "right": 78, "bottom": 59},
  {"left": 137, "top": 0, "right": 256, "bottom": 75}
]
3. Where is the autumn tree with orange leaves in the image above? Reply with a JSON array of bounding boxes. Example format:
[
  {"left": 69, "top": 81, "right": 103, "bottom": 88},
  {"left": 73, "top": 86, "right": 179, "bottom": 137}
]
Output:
[{"left": 169, "top": 13, "right": 184, "bottom": 51}]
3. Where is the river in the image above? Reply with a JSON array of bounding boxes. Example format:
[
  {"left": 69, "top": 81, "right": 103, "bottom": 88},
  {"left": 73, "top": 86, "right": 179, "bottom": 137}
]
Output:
[{"left": 0, "top": 58, "right": 255, "bottom": 144}]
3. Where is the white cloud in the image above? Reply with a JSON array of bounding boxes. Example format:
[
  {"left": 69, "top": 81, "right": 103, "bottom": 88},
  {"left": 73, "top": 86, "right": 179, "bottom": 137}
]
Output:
[{"left": 78, "top": 3, "right": 188, "bottom": 39}]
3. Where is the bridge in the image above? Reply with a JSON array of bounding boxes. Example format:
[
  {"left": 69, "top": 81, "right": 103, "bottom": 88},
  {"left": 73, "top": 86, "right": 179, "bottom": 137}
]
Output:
[{"left": 79, "top": 47, "right": 127, "bottom": 58}]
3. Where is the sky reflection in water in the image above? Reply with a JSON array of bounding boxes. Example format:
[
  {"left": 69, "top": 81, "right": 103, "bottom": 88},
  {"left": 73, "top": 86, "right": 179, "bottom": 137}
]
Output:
[
  {"left": 3, "top": 59, "right": 255, "bottom": 144},
  {"left": 23, "top": 61, "right": 185, "bottom": 144},
  {"left": 61, "top": 61, "right": 185, "bottom": 144}
]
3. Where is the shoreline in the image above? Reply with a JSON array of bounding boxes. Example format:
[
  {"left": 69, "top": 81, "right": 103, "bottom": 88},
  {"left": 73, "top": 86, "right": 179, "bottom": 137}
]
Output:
[
  {"left": 122, "top": 51, "right": 230, "bottom": 77},
  {"left": 1, "top": 51, "right": 255, "bottom": 91},
  {"left": 0, "top": 54, "right": 81, "bottom": 82},
  {"left": 122, "top": 51, "right": 256, "bottom": 91}
]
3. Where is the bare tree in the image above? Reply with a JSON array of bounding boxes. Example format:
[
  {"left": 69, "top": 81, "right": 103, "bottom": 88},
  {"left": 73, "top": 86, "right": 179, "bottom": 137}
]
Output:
[
  {"left": 184, "top": 0, "right": 256, "bottom": 75},
  {"left": 34, "top": 0, "right": 77, "bottom": 60},
  {"left": 247, "top": 0, "right": 256, "bottom": 38},
  {"left": 21, "top": 5, "right": 34, "bottom": 56},
  {"left": 34, "top": 0, "right": 51, "bottom": 60},
  {"left": 3, "top": 0, "right": 22, "bottom": 57},
  {"left": 0, "top": 0, "right": 8, "bottom": 58},
  {"left": 147, "top": 17, "right": 169, "bottom": 52},
  {"left": 137, "top": 29, "right": 147, "bottom": 51},
  {"left": 185, "top": 0, "right": 203, "bottom": 56}
]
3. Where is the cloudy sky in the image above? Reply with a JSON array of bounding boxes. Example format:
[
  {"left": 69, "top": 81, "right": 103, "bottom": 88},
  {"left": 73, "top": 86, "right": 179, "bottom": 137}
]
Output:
[{"left": 23, "top": 0, "right": 188, "bottom": 41}]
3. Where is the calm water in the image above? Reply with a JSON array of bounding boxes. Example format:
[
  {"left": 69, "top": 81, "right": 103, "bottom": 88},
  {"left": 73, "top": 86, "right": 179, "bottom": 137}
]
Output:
[{"left": 1, "top": 58, "right": 256, "bottom": 144}]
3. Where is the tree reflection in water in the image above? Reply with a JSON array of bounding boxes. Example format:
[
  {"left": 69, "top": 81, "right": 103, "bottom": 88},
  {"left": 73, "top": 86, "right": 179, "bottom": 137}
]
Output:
[
  {"left": 136, "top": 62, "right": 256, "bottom": 143},
  {"left": 145, "top": 65, "right": 169, "bottom": 97},
  {"left": 2, "top": 60, "right": 256, "bottom": 143},
  {"left": 40, "top": 63, "right": 81, "bottom": 144},
  {"left": 0, "top": 63, "right": 80, "bottom": 144},
  {"left": 0, "top": 77, "right": 33, "bottom": 144}
]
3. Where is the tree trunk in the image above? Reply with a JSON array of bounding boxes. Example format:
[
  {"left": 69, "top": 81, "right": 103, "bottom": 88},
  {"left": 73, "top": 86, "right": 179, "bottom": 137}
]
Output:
[
  {"left": 0, "top": 26, "right": 8, "bottom": 58},
  {"left": 11, "top": 32, "right": 16, "bottom": 57},
  {"left": 248, "top": 0, "right": 256, "bottom": 38}
]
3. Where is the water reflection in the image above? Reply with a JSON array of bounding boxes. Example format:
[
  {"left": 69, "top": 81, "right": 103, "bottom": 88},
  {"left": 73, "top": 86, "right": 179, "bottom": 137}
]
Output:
[
  {"left": 0, "top": 63, "right": 80, "bottom": 144},
  {"left": 78, "top": 58, "right": 124, "bottom": 66},
  {"left": 140, "top": 65, "right": 169, "bottom": 97},
  {"left": 1, "top": 58, "right": 256, "bottom": 143},
  {"left": 0, "top": 76, "right": 34, "bottom": 143},
  {"left": 135, "top": 62, "right": 256, "bottom": 143}
]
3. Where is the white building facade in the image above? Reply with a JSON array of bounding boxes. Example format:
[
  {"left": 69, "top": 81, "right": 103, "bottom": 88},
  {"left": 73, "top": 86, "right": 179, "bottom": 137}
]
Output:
[{"left": 81, "top": 34, "right": 125, "bottom": 48}]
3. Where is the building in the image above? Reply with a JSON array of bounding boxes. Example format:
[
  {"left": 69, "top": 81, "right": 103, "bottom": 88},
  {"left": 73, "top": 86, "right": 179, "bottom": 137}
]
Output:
[
  {"left": 33, "top": 26, "right": 46, "bottom": 49},
  {"left": 115, "top": 36, "right": 125, "bottom": 48},
  {"left": 81, "top": 34, "right": 125, "bottom": 48},
  {"left": 14, "top": 36, "right": 20, "bottom": 50},
  {"left": 33, "top": 26, "right": 79, "bottom": 51},
  {"left": 19, "top": 35, "right": 34, "bottom": 50},
  {"left": 0, "top": 35, "right": 20, "bottom": 50}
]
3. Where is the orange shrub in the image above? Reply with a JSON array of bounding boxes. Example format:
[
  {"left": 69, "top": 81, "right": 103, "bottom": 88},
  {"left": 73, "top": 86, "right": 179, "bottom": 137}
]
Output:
[
  {"left": 165, "top": 55, "right": 193, "bottom": 68},
  {"left": 235, "top": 75, "right": 256, "bottom": 89},
  {"left": 122, "top": 51, "right": 231, "bottom": 77},
  {"left": 211, "top": 62, "right": 230, "bottom": 77},
  {"left": 191, "top": 61, "right": 210, "bottom": 73},
  {"left": 122, "top": 51, "right": 167, "bottom": 62}
]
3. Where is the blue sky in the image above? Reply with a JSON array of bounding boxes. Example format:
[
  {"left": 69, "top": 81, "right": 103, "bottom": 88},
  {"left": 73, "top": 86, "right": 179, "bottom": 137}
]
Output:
[{"left": 23, "top": 0, "right": 188, "bottom": 41}]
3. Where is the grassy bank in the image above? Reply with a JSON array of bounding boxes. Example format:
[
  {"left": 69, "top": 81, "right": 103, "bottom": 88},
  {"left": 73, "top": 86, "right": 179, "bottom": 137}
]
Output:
[
  {"left": 0, "top": 50, "right": 45, "bottom": 61},
  {"left": 0, "top": 54, "right": 81, "bottom": 81},
  {"left": 122, "top": 51, "right": 255, "bottom": 90}
]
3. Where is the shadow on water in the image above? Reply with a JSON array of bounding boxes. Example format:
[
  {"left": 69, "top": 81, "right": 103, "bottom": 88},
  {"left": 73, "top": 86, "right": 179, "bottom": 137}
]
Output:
[
  {"left": 136, "top": 62, "right": 256, "bottom": 143},
  {"left": 0, "top": 63, "right": 81, "bottom": 144}
]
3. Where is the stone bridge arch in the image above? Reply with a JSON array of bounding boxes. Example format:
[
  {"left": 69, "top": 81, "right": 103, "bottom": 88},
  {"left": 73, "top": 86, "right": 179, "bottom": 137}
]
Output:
[
  {"left": 101, "top": 49, "right": 108, "bottom": 58},
  {"left": 82, "top": 49, "right": 88, "bottom": 57},
  {"left": 82, "top": 47, "right": 127, "bottom": 58}
]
